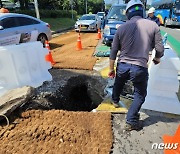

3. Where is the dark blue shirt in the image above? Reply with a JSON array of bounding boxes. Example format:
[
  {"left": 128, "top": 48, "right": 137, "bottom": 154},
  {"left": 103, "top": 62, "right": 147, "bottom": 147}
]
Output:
[{"left": 147, "top": 16, "right": 161, "bottom": 26}]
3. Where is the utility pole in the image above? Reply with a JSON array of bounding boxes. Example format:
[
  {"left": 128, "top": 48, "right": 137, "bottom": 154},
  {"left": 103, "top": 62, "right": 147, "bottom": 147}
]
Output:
[
  {"left": 70, "top": 0, "right": 74, "bottom": 20},
  {"left": 85, "top": 0, "right": 87, "bottom": 14},
  {"left": 34, "top": 0, "right": 40, "bottom": 19},
  {"left": 104, "top": 0, "right": 107, "bottom": 10},
  {"left": 71, "top": 3, "right": 74, "bottom": 20},
  {"left": 144, "top": 0, "right": 147, "bottom": 10}
]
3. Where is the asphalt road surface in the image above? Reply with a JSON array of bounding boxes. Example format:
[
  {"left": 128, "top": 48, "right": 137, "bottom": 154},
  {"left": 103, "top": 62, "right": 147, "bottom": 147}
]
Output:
[
  {"left": 160, "top": 26, "right": 180, "bottom": 56},
  {"left": 160, "top": 26, "right": 180, "bottom": 42}
]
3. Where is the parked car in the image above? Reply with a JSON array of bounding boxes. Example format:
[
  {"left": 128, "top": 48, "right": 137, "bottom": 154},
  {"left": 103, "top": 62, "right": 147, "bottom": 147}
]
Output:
[
  {"left": 1, "top": 0, "right": 15, "bottom": 10},
  {"left": 103, "top": 4, "right": 127, "bottom": 46},
  {"left": 97, "top": 12, "right": 105, "bottom": 20},
  {"left": 14, "top": 2, "right": 35, "bottom": 10},
  {"left": 0, "top": 13, "right": 52, "bottom": 45},
  {"left": 74, "top": 14, "right": 101, "bottom": 32}
]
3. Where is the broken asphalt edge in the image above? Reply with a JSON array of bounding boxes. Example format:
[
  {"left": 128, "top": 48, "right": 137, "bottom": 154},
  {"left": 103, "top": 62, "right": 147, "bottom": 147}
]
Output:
[{"left": 51, "top": 26, "right": 74, "bottom": 36}]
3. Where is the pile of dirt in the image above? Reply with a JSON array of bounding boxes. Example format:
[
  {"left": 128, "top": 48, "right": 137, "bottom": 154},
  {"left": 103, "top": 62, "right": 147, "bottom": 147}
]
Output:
[
  {"left": 50, "top": 31, "right": 98, "bottom": 70},
  {"left": 0, "top": 110, "right": 112, "bottom": 154}
]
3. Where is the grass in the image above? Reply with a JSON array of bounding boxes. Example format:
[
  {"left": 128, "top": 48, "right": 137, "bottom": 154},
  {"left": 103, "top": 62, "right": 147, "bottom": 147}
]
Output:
[{"left": 42, "top": 18, "right": 76, "bottom": 32}]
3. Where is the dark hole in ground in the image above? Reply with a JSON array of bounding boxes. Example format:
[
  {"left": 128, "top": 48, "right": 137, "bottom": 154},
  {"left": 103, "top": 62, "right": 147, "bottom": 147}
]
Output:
[
  {"left": 68, "top": 85, "right": 97, "bottom": 112},
  {"left": 26, "top": 83, "right": 101, "bottom": 112},
  {"left": 16, "top": 75, "right": 104, "bottom": 113}
]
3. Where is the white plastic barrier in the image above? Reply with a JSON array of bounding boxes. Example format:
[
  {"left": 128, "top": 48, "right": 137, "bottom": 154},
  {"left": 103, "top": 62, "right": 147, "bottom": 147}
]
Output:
[
  {"left": 0, "top": 30, "right": 38, "bottom": 46},
  {"left": 0, "top": 41, "right": 52, "bottom": 96},
  {"left": 142, "top": 45, "right": 180, "bottom": 115}
]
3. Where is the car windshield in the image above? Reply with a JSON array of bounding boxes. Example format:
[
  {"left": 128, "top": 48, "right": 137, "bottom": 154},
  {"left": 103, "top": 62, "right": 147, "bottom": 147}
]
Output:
[
  {"left": 80, "top": 15, "right": 95, "bottom": 20},
  {"left": 97, "top": 12, "right": 104, "bottom": 17},
  {"left": 107, "top": 6, "right": 127, "bottom": 21},
  {"left": 175, "top": 3, "right": 180, "bottom": 14}
]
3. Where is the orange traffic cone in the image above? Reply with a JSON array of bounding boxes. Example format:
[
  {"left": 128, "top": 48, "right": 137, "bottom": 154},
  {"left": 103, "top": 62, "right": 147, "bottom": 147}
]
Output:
[
  {"left": 45, "top": 40, "right": 51, "bottom": 50},
  {"left": 97, "top": 28, "right": 101, "bottom": 40},
  {"left": 45, "top": 40, "right": 56, "bottom": 65},
  {"left": 76, "top": 33, "right": 82, "bottom": 50},
  {"left": 0, "top": 8, "right": 9, "bottom": 13}
]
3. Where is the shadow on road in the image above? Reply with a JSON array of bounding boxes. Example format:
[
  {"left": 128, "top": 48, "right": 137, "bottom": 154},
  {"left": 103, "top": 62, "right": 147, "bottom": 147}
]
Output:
[{"left": 142, "top": 110, "right": 180, "bottom": 128}]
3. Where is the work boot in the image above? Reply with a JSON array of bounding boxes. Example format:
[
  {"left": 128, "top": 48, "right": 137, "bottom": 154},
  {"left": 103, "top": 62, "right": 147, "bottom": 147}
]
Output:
[
  {"left": 112, "top": 102, "right": 120, "bottom": 108},
  {"left": 111, "top": 101, "right": 125, "bottom": 108},
  {"left": 124, "top": 122, "right": 143, "bottom": 131},
  {"left": 135, "top": 113, "right": 140, "bottom": 120}
]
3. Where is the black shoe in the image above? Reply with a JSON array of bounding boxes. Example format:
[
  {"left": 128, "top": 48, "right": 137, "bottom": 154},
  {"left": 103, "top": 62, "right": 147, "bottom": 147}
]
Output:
[
  {"left": 112, "top": 102, "right": 121, "bottom": 108},
  {"left": 125, "top": 122, "right": 143, "bottom": 131},
  {"left": 111, "top": 101, "right": 125, "bottom": 108},
  {"left": 135, "top": 113, "right": 140, "bottom": 120}
]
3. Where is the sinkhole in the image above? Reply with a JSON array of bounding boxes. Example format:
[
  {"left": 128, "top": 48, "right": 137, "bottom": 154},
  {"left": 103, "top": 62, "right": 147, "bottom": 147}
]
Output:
[
  {"left": 67, "top": 84, "right": 97, "bottom": 111},
  {"left": 30, "top": 75, "right": 105, "bottom": 112}
]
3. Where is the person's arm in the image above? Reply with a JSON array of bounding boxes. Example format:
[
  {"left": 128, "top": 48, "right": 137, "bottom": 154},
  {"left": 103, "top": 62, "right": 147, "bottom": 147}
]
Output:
[
  {"left": 109, "top": 59, "right": 115, "bottom": 72},
  {"left": 109, "top": 29, "right": 121, "bottom": 77},
  {"left": 153, "top": 26, "right": 164, "bottom": 64}
]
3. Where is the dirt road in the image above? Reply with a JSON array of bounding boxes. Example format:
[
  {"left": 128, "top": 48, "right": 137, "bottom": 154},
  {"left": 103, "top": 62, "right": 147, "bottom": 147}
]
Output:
[
  {"left": 0, "top": 110, "right": 112, "bottom": 154},
  {"left": 50, "top": 31, "right": 99, "bottom": 70}
]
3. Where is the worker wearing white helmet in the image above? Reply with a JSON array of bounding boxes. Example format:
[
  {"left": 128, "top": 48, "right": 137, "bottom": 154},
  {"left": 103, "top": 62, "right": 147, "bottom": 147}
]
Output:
[
  {"left": 147, "top": 7, "right": 160, "bottom": 26},
  {"left": 125, "top": 0, "right": 144, "bottom": 19},
  {"left": 148, "top": 7, "right": 155, "bottom": 14},
  {"left": 109, "top": 0, "right": 164, "bottom": 131}
]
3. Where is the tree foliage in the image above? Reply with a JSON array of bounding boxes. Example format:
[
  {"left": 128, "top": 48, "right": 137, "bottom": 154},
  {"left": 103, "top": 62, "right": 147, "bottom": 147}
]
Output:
[{"left": 7, "top": 0, "right": 104, "bottom": 15}]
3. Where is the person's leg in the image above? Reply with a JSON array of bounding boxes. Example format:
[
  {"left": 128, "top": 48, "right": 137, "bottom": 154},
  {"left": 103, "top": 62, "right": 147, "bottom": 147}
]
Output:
[
  {"left": 126, "top": 65, "right": 148, "bottom": 127},
  {"left": 112, "top": 63, "right": 130, "bottom": 104}
]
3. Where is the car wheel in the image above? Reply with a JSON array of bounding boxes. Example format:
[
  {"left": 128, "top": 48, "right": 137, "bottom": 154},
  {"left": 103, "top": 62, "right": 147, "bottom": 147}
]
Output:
[
  {"left": 95, "top": 25, "right": 98, "bottom": 32},
  {"left": 102, "top": 38, "right": 106, "bottom": 44},
  {"left": 102, "top": 38, "right": 111, "bottom": 46},
  {"left": 37, "top": 34, "right": 48, "bottom": 46}
]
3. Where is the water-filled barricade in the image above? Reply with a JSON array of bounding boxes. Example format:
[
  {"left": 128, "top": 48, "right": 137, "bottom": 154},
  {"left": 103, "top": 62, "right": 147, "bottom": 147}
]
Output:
[
  {"left": 142, "top": 45, "right": 180, "bottom": 115},
  {"left": 0, "top": 41, "right": 52, "bottom": 96}
]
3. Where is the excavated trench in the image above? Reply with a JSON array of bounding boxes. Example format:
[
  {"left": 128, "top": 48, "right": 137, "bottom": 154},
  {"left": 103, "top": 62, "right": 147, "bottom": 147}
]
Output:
[
  {"left": 0, "top": 69, "right": 131, "bottom": 154},
  {"left": 0, "top": 70, "right": 113, "bottom": 154},
  {"left": 25, "top": 69, "right": 106, "bottom": 112},
  {"left": 20, "top": 69, "right": 134, "bottom": 113}
]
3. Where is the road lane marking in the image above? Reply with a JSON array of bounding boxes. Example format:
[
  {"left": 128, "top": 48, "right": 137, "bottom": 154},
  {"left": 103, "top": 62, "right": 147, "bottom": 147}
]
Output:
[{"left": 161, "top": 30, "right": 180, "bottom": 57}]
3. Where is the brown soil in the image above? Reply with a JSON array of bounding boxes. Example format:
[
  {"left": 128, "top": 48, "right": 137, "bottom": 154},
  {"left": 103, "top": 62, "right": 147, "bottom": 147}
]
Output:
[
  {"left": 0, "top": 110, "right": 112, "bottom": 154},
  {"left": 50, "top": 31, "right": 99, "bottom": 70}
]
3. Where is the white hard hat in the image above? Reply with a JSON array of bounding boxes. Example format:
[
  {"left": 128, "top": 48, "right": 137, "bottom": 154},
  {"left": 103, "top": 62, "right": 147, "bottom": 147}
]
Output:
[
  {"left": 126, "top": 0, "right": 143, "bottom": 13},
  {"left": 148, "top": 7, "right": 155, "bottom": 14}
]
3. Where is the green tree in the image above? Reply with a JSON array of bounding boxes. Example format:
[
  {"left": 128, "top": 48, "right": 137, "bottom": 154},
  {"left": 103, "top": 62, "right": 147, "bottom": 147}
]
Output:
[
  {"left": 12, "top": 0, "right": 104, "bottom": 15},
  {"left": 88, "top": 0, "right": 104, "bottom": 13},
  {"left": 38, "top": 0, "right": 59, "bottom": 9},
  {"left": 18, "top": 0, "right": 29, "bottom": 9},
  {"left": 0, "top": 0, "right": 3, "bottom": 8}
]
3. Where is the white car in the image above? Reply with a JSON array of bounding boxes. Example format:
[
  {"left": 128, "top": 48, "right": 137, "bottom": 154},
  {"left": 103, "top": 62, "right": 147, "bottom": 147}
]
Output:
[
  {"left": 75, "top": 14, "right": 101, "bottom": 32},
  {"left": 1, "top": 0, "right": 15, "bottom": 10},
  {"left": 0, "top": 13, "right": 52, "bottom": 45},
  {"left": 97, "top": 12, "right": 105, "bottom": 20}
]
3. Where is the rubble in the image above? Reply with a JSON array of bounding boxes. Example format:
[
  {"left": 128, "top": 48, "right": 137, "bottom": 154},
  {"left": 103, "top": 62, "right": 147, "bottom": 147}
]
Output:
[
  {"left": 0, "top": 86, "right": 34, "bottom": 120},
  {"left": 28, "top": 69, "right": 106, "bottom": 111}
]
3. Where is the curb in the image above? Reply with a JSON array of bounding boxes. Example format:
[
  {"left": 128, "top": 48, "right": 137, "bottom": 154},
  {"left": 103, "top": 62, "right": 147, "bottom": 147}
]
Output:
[{"left": 52, "top": 26, "right": 74, "bottom": 35}]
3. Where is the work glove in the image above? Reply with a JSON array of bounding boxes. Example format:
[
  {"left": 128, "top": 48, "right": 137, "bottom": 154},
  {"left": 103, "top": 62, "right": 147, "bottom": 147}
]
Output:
[
  {"left": 153, "top": 57, "right": 160, "bottom": 65},
  {"left": 108, "top": 70, "right": 115, "bottom": 78}
]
